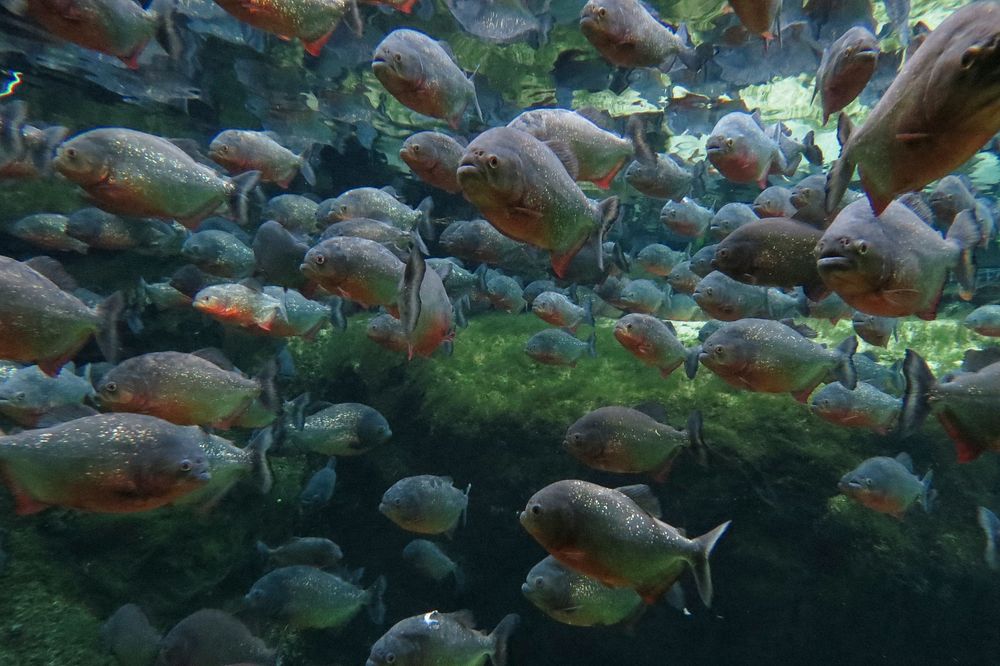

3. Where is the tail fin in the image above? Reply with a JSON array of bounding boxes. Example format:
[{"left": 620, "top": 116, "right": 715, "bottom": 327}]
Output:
[
  {"left": 489, "top": 614, "right": 520, "bottom": 666},
  {"left": 416, "top": 196, "right": 435, "bottom": 241},
  {"left": 461, "top": 483, "right": 471, "bottom": 527},
  {"left": 25, "top": 125, "right": 68, "bottom": 175},
  {"left": 899, "top": 349, "right": 935, "bottom": 437},
  {"left": 246, "top": 427, "right": 273, "bottom": 493},
  {"left": 95, "top": 291, "right": 124, "bottom": 364},
  {"left": 825, "top": 114, "right": 855, "bottom": 213},
  {"left": 690, "top": 520, "right": 731, "bottom": 608},
  {"left": 365, "top": 575, "right": 387, "bottom": 624},
  {"left": 627, "top": 115, "right": 654, "bottom": 165},
  {"left": 585, "top": 330, "right": 597, "bottom": 358},
  {"left": 977, "top": 506, "right": 1000, "bottom": 570},
  {"left": 948, "top": 209, "right": 980, "bottom": 300},
  {"left": 919, "top": 470, "right": 935, "bottom": 513},
  {"left": 298, "top": 144, "right": 317, "bottom": 187},
  {"left": 229, "top": 170, "right": 261, "bottom": 225},
  {"left": 594, "top": 197, "right": 621, "bottom": 272},
  {"left": 255, "top": 540, "right": 271, "bottom": 565},
  {"left": 583, "top": 297, "right": 595, "bottom": 327},
  {"left": 834, "top": 336, "right": 858, "bottom": 389},
  {"left": 800, "top": 130, "right": 823, "bottom": 166},
  {"left": 330, "top": 297, "right": 347, "bottom": 331},
  {"left": 401, "top": 234, "right": 428, "bottom": 358},
  {"left": 686, "top": 410, "right": 708, "bottom": 466},
  {"left": 0, "top": 100, "right": 27, "bottom": 157},
  {"left": 684, "top": 346, "right": 700, "bottom": 379}
]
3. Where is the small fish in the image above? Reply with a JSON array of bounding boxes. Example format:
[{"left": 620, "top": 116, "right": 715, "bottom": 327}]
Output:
[
  {"left": 212, "top": 0, "right": 361, "bottom": 56},
  {"left": 444, "top": 0, "right": 548, "bottom": 44},
  {"left": 626, "top": 153, "right": 696, "bottom": 202},
  {"left": 928, "top": 175, "right": 977, "bottom": 231},
  {"left": 286, "top": 402, "right": 392, "bottom": 456},
  {"left": 182, "top": 230, "right": 255, "bottom": 278},
  {"left": 900, "top": 349, "right": 1000, "bottom": 462},
  {"left": 0, "top": 256, "right": 121, "bottom": 375},
  {"left": 301, "top": 237, "right": 404, "bottom": 310},
  {"left": 245, "top": 566, "right": 386, "bottom": 630},
  {"left": 666, "top": 261, "right": 699, "bottom": 295},
  {"left": 457, "top": 127, "right": 619, "bottom": 278},
  {"left": 400, "top": 132, "right": 466, "bottom": 194},
  {"left": 810, "top": 381, "right": 901, "bottom": 434},
  {"left": 192, "top": 283, "right": 288, "bottom": 332},
  {"left": 53, "top": 128, "right": 260, "bottom": 228},
  {"left": 790, "top": 174, "right": 833, "bottom": 228},
  {"left": 838, "top": 453, "right": 934, "bottom": 519},
  {"left": 699, "top": 318, "right": 857, "bottom": 401},
  {"left": 372, "top": 29, "right": 481, "bottom": 129},
  {"left": 322, "top": 218, "right": 412, "bottom": 259},
  {"left": 402, "top": 539, "right": 464, "bottom": 591},
  {"left": 507, "top": 108, "right": 634, "bottom": 189},
  {"left": 707, "top": 112, "right": 821, "bottom": 188},
  {"left": 688, "top": 244, "right": 718, "bottom": 278},
  {"left": 564, "top": 406, "right": 705, "bottom": 480},
  {"left": 713, "top": 216, "right": 827, "bottom": 299},
  {"left": 252, "top": 221, "right": 309, "bottom": 289},
  {"left": 156, "top": 608, "right": 276, "bottom": 666},
  {"left": 613, "top": 313, "right": 698, "bottom": 379},
  {"left": 522, "top": 555, "right": 644, "bottom": 628},
  {"left": 520, "top": 480, "right": 730, "bottom": 605},
  {"left": 300, "top": 458, "right": 337, "bottom": 511},
  {"left": 380, "top": 475, "right": 470, "bottom": 536},
  {"left": 367, "top": 313, "right": 411, "bottom": 354},
  {"left": 264, "top": 194, "right": 320, "bottom": 235},
  {"left": 694, "top": 271, "right": 804, "bottom": 322},
  {"left": 2, "top": 213, "right": 89, "bottom": 254},
  {"left": 579, "top": 0, "right": 702, "bottom": 71},
  {"left": 964, "top": 305, "right": 1000, "bottom": 337},
  {"left": 618, "top": 279, "right": 668, "bottom": 315},
  {"left": 100, "top": 604, "right": 161, "bottom": 666},
  {"left": 261, "top": 287, "right": 333, "bottom": 339},
  {"left": 0, "top": 413, "right": 211, "bottom": 514},
  {"left": 825, "top": 3, "right": 1000, "bottom": 215},
  {"left": 438, "top": 218, "right": 547, "bottom": 274},
  {"left": 814, "top": 26, "right": 879, "bottom": 124},
  {"left": 0, "top": 364, "right": 96, "bottom": 426},
  {"left": 635, "top": 243, "right": 686, "bottom": 277},
  {"left": 66, "top": 208, "right": 183, "bottom": 254},
  {"left": 854, "top": 352, "right": 905, "bottom": 396},
  {"left": 400, "top": 237, "right": 454, "bottom": 358},
  {"left": 524, "top": 329, "right": 597, "bottom": 366},
  {"left": 479, "top": 268, "right": 526, "bottom": 314},
  {"left": 815, "top": 199, "right": 979, "bottom": 319},
  {"left": 661, "top": 197, "right": 712, "bottom": 240},
  {"left": 851, "top": 312, "right": 897, "bottom": 347},
  {"left": 366, "top": 611, "right": 519, "bottom": 666},
  {"left": 316, "top": 187, "right": 432, "bottom": 231},
  {"left": 532, "top": 292, "right": 593, "bottom": 330},
  {"left": 209, "top": 129, "right": 315, "bottom": 188},
  {"left": 977, "top": 506, "right": 1000, "bottom": 570},
  {"left": 257, "top": 537, "right": 345, "bottom": 570},
  {"left": 753, "top": 186, "right": 796, "bottom": 218},
  {"left": 709, "top": 203, "right": 758, "bottom": 242}
]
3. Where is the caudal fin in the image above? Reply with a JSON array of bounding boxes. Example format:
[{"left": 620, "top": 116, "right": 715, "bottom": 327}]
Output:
[
  {"left": 801, "top": 130, "right": 823, "bottom": 166},
  {"left": 825, "top": 114, "right": 856, "bottom": 213},
  {"left": 95, "top": 291, "right": 124, "bottom": 364},
  {"left": 0, "top": 100, "right": 27, "bottom": 157},
  {"left": 684, "top": 345, "right": 700, "bottom": 379},
  {"left": 365, "top": 575, "right": 387, "bottom": 624},
  {"left": 686, "top": 410, "right": 708, "bottom": 466},
  {"left": 834, "top": 336, "right": 858, "bottom": 389},
  {"left": 899, "top": 349, "right": 935, "bottom": 437},
  {"left": 489, "top": 613, "right": 520, "bottom": 666},
  {"left": 229, "top": 170, "right": 261, "bottom": 225},
  {"left": 585, "top": 330, "right": 597, "bottom": 358},
  {"left": 247, "top": 427, "right": 274, "bottom": 493},
  {"left": 690, "top": 520, "right": 731, "bottom": 608},
  {"left": 977, "top": 506, "right": 1000, "bottom": 570},
  {"left": 919, "top": 470, "right": 936, "bottom": 513},
  {"left": 948, "top": 209, "right": 981, "bottom": 300}
]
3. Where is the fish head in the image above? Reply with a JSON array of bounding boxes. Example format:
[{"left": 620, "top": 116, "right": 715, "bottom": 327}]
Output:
[
  {"left": 399, "top": 134, "right": 439, "bottom": 171},
  {"left": 379, "top": 483, "right": 419, "bottom": 524},
  {"left": 705, "top": 132, "right": 738, "bottom": 164},
  {"left": 95, "top": 370, "right": 148, "bottom": 413},
  {"left": 814, "top": 230, "right": 886, "bottom": 298},
  {"left": 563, "top": 419, "right": 607, "bottom": 462},
  {"left": 837, "top": 464, "right": 885, "bottom": 505},
  {"left": 521, "top": 558, "right": 568, "bottom": 609},
  {"left": 809, "top": 384, "right": 850, "bottom": 420},
  {"left": 207, "top": 130, "right": 245, "bottom": 171},
  {"left": 367, "top": 628, "right": 420, "bottom": 666},
  {"left": 692, "top": 274, "right": 738, "bottom": 318},
  {"left": 243, "top": 576, "right": 285, "bottom": 616},
  {"left": 711, "top": 237, "right": 754, "bottom": 279},
  {"left": 520, "top": 483, "right": 579, "bottom": 550},
  {"left": 833, "top": 27, "right": 880, "bottom": 70},
  {"left": 789, "top": 175, "right": 825, "bottom": 211},
  {"left": 624, "top": 158, "right": 656, "bottom": 187},
  {"left": 180, "top": 233, "right": 217, "bottom": 263},
  {"left": 456, "top": 131, "right": 527, "bottom": 202},
  {"left": 580, "top": 0, "right": 631, "bottom": 49},
  {"left": 928, "top": 176, "right": 973, "bottom": 224},
  {"left": 301, "top": 242, "right": 347, "bottom": 283},
  {"left": 366, "top": 314, "right": 408, "bottom": 350},
  {"left": 358, "top": 409, "right": 393, "bottom": 449},
  {"left": 698, "top": 329, "right": 750, "bottom": 376},
  {"left": 53, "top": 135, "right": 111, "bottom": 187},
  {"left": 316, "top": 196, "right": 355, "bottom": 224},
  {"left": 372, "top": 31, "right": 425, "bottom": 91},
  {"left": 613, "top": 314, "right": 654, "bottom": 351}
]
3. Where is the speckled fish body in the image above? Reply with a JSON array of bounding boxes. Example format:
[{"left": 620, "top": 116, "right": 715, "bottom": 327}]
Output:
[
  {"left": 301, "top": 237, "right": 405, "bottom": 309},
  {"left": 212, "top": 0, "right": 357, "bottom": 56},
  {"left": 810, "top": 381, "right": 900, "bottom": 434},
  {"left": 815, "top": 26, "right": 879, "bottom": 124},
  {"left": 522, "top": 555, "right": 643, "bottom": 627},
  {"left": 209, "top": 129, "right": 313, "bottom": 188},
  {"left": 579, "top": 0, "right": 695, "bottom": 69},
  {"left": 400, "top": 132, "right": 465, "bottom": 194},
  {"left": 287, "top": 403, "right": 392, "bottom": 456},
  {"left": 613, "top": 313, "right": 692, "bottom": 378}
]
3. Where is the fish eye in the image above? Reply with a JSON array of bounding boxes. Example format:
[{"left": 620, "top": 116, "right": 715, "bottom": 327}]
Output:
[
  {"left": 857, "top": 241, "right": 868, "bottom": 255},
  {"left": 725, "top": 138, "right": 733, "bottom": 148},
  {"left": 313, "top": 254, "right": 326, "bottom": 265},
  {"left": 220, "top": 145, "right": 229, "bottom": 152},
  {"left": 714, "top": 345, "right": 724, "bottom": 355},
  {"left": 488, "top": 155, "right": 499, "bottom": 168},
  {"left": 65, "top": 147, "right": 77, "bottom": 158},
  {"left": 598, "top": 7, "right": 607, "bottom": 17},
  {"left": 624, "top": 322, "right": 633, "bottom": 331},
  {"left": 411, "top": 144, "right": 420, "bottom": 153},
  {"left": 706, "top": 287, "right": 713, "bottom": 296},
  {"left": 179, "top": 459, "right": 193, "bottom": 472},
  {"left": 386, "top": 654, "right": 396, "bottom": 664},
  {"left": 12, "top": 392, "right": 25, "bottom": 402},
  {"left": 534, "top": 577, "right": 544, "bottom": 588},
  {"left": 717, "top": 248, "right": 728, "bottom": 258},
  {"left": 530, "top": 503, "right": 542, "bottom": 515},
  {"left": 393, "top": 498, "right": 402, "bottom": 507},
  {"left": 961, "top": 48, "right": 976, "bottom": 69},
  {"left": 864, "top": 478, "right": 874, "bottom": 488},
  {"left": 394, "top": 53, "right": 403, "bottom": 63},
  {"left": 103, "top": 382, "right": 118, "bottom": 394}
]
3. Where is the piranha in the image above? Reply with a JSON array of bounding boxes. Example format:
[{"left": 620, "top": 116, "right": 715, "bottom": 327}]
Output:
[
  {"left": 810, "top": 381, "right": 901, "bottom": 434},
  {"left": 635, "top": 243, "right": 686, "bottom": 277},
  {"left": 264, "top": 194, "right": 320, "bottom": 235},
  {"left": 245, "top": 566, "right": 386, "bottom": 630},
  {"left": 814, "top": 26, "right": 879, "bottom": 125},
  {"left": 851, "top": 312, "right": 897, "bottom": 347},
  {"left": 182, "top": 230, "right": 255, "bottom": 278},
  {"left": 900, "top": 349, "right": 1000, "bottom": 462},
  {"left": 728, "top": 0, "right": 781, "bottom": 41},
  {"left": 213, "top": 0, "right": 361, "bottom": 56},
  {"left": 100, "top": 604, "right": 161, "bottom": 666},
  {"left": 285, "top": 402, "right": 392, "bottom": 456},
  {"left": 564, "top": 405, "right": 706, "bottom": 480},
  {"left": 524, "top": 329, "right": 597, "bottom": 366},
  {"left": 753, "top": 186, "right": 796, "bottom": 218},
  {"left": 402, "top": 539, "right": 464, "bottom": 591},
  {"left": 815, "top": 199, "right": 979, "bottom": 320},
  {"left": 257, "top": 537, "right": 344, "bottom": 570},
  {"left": 661, "top": 197, "right": 713, "bottom": 240},
  {"left": 380, "top": 475, "right": 470, "bottom": 537},
  {"left": 0, "top": 413, "right": 212, "bottom": 515},
  {"left": 209, "top": 129, "right": 315, "bottom": 188},
  {"left": 0, "top": 364, "right": 96, "bottom": 426},
  {"left": 316, "top": 186, "right": 433, "bottom": 231},
  {"left": 706, "top": 112, "right": 822, "bottom": 188},
  {"left": 399, "top": 236, "right": 455, "bottom": 358},
  {"left": 156, "top": 608, "right": 276, "bottom": 666},
  {"left": 838, "top": 453, "right": 935, "bottom": 519},
  {"left": 372, "top": 29, "right": 482, "bottom": 129},
  {"left": 532, "top": 292, "right": 593, "bottom": 331},
  {"left": 522, "top": 555, "right": 645, "bottom": 628},
  {"left": 825, "top": 3, "right": 1000, "bottom": 215},
  {"left": 625, "top": 151, "right": 697, "bottom": 202},
  {"left": 192, "top": 283, "right": 288, "bottom": 332},
  {"left": 507, "top": 109, "right": 634, "bottom": 189},
  {"left": 520, "top": 480, "right": 730, "bottom": 605},
  {"left": 614, "top": 313, "right": 698, "bottom": 379},
  {"left": 457, "top": 127, "right": 620, "bottom": 278},
  {"left": 964, "top": 305, "right": 1000, "bottom": 337},
  {"left": 693, "top": 271, "right": 805, "bottom": 322},
  {"left": 400, "top": 132, "right": 466, "bottom": 194},
  {"left": 2, "top": 213, "right": 89, "bottom": 254},
  {"left": 579, "top": 0, "right": 702, "bottom": 71},
  {"left": 928, "top": 175, "right": 977, "bottom": 231},
  {"left": 366, "top": 611, "right": 519, "bottom": 666},
  {"left": 53, "top": 129, "right": 260, "bottom": 228},
  {"left": 301, "top": 237, "right": 405, "bottom": 310},
  {"left": 699, "top": 318, "right": 857, "bottom": 401},
  {"left": 709, "top": 203, "right": 758, "bottom": 242},
  {"left": 0, "top": 255, "right": 121, "bottom": 375},
  {"left": 300, "top": 458, "right": 337, "bottom": 511}
]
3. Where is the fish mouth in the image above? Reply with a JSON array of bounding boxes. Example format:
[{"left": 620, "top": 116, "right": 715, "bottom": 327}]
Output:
[
  {"left": 195, "top": 470, "right": 212, "bottom": 482},
  {"left": 852, "top": 47, "right": 879, "bottom": 61},
  {"left": 518, "top": 510, "right": 528, "bottom": 524},
  {"left": 520, "top": 582, "right": 532, "bottom": 595},
  {"left": 838, "top": 479, "right": 862, "bottom": 492},
  {"left": 456, "top": 162, "right": 481, "bottom": 179},
  {"left": 378, "top": 501, "right": 389, "bottom": 515},
  {"left": 816, "top": 255, "right": 854, "bottom": 271}
]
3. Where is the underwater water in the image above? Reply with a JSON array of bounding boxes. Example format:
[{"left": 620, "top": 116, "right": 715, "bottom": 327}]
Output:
[{"left": 2, "top": 0, "right": 1000, "bottom": 664}]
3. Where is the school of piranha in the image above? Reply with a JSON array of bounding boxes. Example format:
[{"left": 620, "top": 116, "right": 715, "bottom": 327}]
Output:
[{"left": 1, "top": 0, "right": 1000, "bottom": 663}]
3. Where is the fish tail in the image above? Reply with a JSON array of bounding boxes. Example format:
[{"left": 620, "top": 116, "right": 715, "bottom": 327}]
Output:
[
  {"left": 365, "top": 575, "right": 388, "bottom": 624},
  {"left": 95, "top": 291, "right": 124, "bottom": 364},
  {"left": 800, "top": 130, "right": 823, "bottom": 166},
  {"left": 254, "top": 357, "right": 280, "bottom": 414},
  {"left": 691, "top": 159, "right": 709, "bottom": 199},
  {"left": 947, "top": 209, "right": 980, "bottom": 300},
  {"left": 279, "top": 391, "right": 310, "bottom": 439},
  {"left": 690, "top": 520, "right": 731, "bottom": 608},
  {"left": 298, "top": 144, "right": 317, "bottom": 187},
  {"left": 346, "top": 0, "right": 363, "bottom": 36},
  {"left": 25, "top": 126, "right": 68, "bottom": 176},
  {"left": 825, "top": 114, "right": 856, "bottom": 213},
  {"left": 247, "top": 427, "right": 274, "bottom": 494},
  {"left": 329, "top": 297, "right": 347, "bottom": 331},
  {"left": 686, "top": 410, "right": 709, "bottom": 467},
  {"left": 583, "top": 296, "right": 595, "bottom": 328},
  {"left": 595, "top": 196, "right": 621, "bottom": 273},
  {"left": 585, "top": 330, "right": 597, "bottom": 358},
  {"left": 977, "top": 507, "right": 1000, "bottom": 570},
  {"left": 0, "top": 100, "right": 27, "bottom": 157},
  {"left": 228, "top": 170, "right": 261, "bottom": 226},
  {"left": 684, "top": 345, "right": 700, "bottom": 379},
  {"left": 462, "top": 482, "right": 471, "bottom": 527},
  {"left": 488, "top": 614, "right": 520, "bottom": 666},
  {"left": 416, "top": 196, "right": 435, "bottom": 241},
  {"left": 899, "top": 349, "right": 936, "bottom": 438},
  {"left": 401, "top": 235, "right": 427, "bottom": 338},
  {"left": 626, "top": 115, "right": 654, "bottom": 165},
  {"left": 919, "top": 469, "right": 936, "bottom": 514},
  {"left": 833, "top": 335, "right": 857, "bottom": 389},
  {"left": 453, "top": 294, "right": 470, "bottom": 329}
]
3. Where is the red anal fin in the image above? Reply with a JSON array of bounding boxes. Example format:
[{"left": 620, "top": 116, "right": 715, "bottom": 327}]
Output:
[
  {"left": 939, "top": 412, "right": 985, "bottom": 463},
  {"left": 592, "top": 159, "right": 626, "bottom": 190},
  {"left": 652, "top": 457, "right": 675, "bottom": 483},
  {"left": 1, "top": 466, "right": 49, "bottom": 516},
  {"left": 120, "top": 50, "right": 142, "bottom": 70},
  {"left": 302, "top": 31, "right": 333, "bottom": 57},
  {"left": 394, "top": 0, "right": 418, "bottom": 13}
]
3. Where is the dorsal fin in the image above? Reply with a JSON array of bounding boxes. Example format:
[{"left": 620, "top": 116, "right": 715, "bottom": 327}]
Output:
[
  {"left": 895, "top": 452, "right": 914, "bottom": 472},
  {"left": 633, "top": 401, "right": 668, "bottom": 423},
  {"left": 616, "top": 484, "right": 662, "bottom": 518},
  {"left": 191, "top": 347, "right": 236, "bottom": 370}
]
